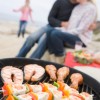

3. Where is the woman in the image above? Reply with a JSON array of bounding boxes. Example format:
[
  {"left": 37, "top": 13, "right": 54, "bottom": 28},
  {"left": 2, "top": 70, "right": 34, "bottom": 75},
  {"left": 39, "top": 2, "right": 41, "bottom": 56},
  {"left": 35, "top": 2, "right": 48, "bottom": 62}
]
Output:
[
  {"left": 13, "top": 0, "right": 33, "bottom": 37},
  {"left": 47, "top": 0, "right": 97, "bottom": 64}
]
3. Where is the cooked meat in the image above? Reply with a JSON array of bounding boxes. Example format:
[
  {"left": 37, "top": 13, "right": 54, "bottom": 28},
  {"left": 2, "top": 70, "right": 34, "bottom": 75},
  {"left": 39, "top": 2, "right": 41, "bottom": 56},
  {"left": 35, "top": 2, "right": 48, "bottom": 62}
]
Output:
[
  {"left": 70, "top": 73, "right": 83, "bottom": 90},
  {"left": 45, "top": 65, "right": 57, "bottom": 81},
  {"left": 1, "top": 66, "right": 23, "bottom": 84},
  {"left": 57, "top": 67, "right": 70, "bottom": 82},
  {"left": 24, "top": 64, "right": 45, "bottom": 82}
]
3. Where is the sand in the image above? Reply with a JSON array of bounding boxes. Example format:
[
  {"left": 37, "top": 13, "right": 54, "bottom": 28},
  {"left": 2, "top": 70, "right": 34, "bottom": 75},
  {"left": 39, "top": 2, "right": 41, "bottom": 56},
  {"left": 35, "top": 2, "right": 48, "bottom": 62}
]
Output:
[
  {"left": 0, "top": 20, "right": 39, "bottom": 58},
  {"left": 0, "top": 20, "right": 100, "bottom": 58}
]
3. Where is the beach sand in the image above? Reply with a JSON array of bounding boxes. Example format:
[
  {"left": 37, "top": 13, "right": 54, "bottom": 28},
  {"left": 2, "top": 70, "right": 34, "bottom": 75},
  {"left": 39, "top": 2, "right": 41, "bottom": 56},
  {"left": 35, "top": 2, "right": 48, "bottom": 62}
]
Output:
[
  {"left": 0, "top": 20, "right": 100, "bottom": 59},
  {"left": 0, "top": 20, "right": 100, "bottom": 57},
  {"left": 0, "top": 20, "right": 39, "bottom": 58}
]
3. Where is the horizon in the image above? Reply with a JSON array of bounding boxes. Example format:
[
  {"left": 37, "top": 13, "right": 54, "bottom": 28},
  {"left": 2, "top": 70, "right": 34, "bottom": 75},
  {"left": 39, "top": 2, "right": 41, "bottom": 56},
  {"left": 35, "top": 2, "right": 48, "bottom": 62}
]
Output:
[
  {"left": 0, "top": 0, "right": 55, "bottom": 26},
  {"left": 0, "top": 0, "right": 100, "bottom": 26}
]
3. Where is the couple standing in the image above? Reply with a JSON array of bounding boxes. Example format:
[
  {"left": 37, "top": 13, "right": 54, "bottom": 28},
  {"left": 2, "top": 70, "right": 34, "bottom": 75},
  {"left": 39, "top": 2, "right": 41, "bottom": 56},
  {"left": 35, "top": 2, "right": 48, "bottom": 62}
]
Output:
[{"left": 16, "top": 0, "right": 97, "bottom": 64}]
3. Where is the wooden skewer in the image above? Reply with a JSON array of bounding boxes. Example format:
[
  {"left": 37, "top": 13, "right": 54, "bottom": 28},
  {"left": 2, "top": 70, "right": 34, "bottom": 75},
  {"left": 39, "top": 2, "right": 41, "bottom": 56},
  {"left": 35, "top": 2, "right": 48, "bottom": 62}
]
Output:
[
  {"left": 0, "top": 96, "right": 7, "bottom": 100},
  {"left": 0, "top": 90, "right": 4, "bottom": 93}
]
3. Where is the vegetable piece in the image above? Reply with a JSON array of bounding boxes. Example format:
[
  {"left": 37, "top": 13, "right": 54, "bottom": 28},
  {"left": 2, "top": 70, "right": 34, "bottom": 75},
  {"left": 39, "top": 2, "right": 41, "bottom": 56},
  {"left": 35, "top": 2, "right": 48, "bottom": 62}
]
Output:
[
  {"left": 57, "top": 81, "right": 65, "bottom": 91},
  {"left": 2, "top": 83, "right": 12, "bottom": 96},
  {"left": 63, "top": 89, "right": 70, "bottom": 97},
  {"left": 2, "top": 83, "right": 9, "bottom": 96},
  {"left": 40, "top": 83, "right": 53, "bottom": 100},
  {"left": 39, "top": 83, "right": 48, "bottom": 92},
  {"left": 13, "top": 95, "right": 19, "bottom": 100},
  {"left": 26, "top": 84, "right": 33, "bottom": 92},
  {"left": 7, "top": 84, "right": 12, "bottom": 95},
  {"left": 43, "top": 83, "right": 53, "bottom": 100},
  {"left": 46, "top": 90, "right": 53, "bottom": 100},
  {"left": 53, "top": 82, "right": 59, "bottom": 88},
  {"left": 28, "top": 92, "right": 38, "bottom": 100},
  {"left": 25, "top": 84, "right": 30, "bottom": 93},
  {"left": 39, "top": 83, "right": 45, "bottom": 92},
  {"left": 62, "top": 96, "right": 68, "bottom": 100},
  {"left": 6, "top": 95, "right": 14, "bottom": 100}
]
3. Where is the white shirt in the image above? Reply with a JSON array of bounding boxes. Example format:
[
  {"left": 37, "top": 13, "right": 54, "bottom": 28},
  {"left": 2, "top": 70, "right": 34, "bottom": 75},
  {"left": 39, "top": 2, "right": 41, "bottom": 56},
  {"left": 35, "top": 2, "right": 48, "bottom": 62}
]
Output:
[{"left": 57, "top": 2, "right": 97, "bottom": 46}]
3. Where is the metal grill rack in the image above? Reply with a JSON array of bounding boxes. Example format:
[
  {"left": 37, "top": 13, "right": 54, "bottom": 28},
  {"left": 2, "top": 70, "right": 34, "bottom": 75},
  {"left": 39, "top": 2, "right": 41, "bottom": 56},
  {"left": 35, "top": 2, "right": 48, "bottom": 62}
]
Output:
[{"left": 0, "top": 58, "right": 100, "bottom": 100}]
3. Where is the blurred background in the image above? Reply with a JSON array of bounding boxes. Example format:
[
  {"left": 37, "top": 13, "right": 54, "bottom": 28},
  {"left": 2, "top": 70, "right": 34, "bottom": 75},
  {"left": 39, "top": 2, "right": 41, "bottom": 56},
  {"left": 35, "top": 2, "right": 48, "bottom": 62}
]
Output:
[
  {"left": 0, "top": 0, "right": 99, "bottom": 26},
  {"left": 0, "top": 0, "right": 56, "bottom": 26},
  {"left": 0, "top": 0, "right": 100, "bottom": 58}
]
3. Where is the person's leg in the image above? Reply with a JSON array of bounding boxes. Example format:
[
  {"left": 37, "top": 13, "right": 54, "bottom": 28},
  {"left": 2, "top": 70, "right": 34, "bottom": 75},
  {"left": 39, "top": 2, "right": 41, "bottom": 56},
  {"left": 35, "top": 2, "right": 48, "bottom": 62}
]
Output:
[
  {"left": 46, "top": 29, "right": 56, "bottom": 54},
  {"left": 46, "top": 29, "right": 59, "bottom": 62},
  {"left": 21, "top": 21, "right": 27, "bottom": 37},
  {"left": 30, "top": 33, "right": 47, "bottom": 59},
  {"left": 50, "top": 30, "right": 83, "bottom": 56},
  {"left": 17, "top": 21, "right": 23, "bottom": 37},
  {"left": 16, "top": 25, "right": 53, "bottom": 57}
]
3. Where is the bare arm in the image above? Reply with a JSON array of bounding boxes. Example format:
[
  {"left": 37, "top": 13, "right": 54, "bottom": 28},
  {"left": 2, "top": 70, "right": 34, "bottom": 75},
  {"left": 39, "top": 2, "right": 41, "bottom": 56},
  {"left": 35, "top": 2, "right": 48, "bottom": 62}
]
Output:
[
  {"left": 13, "top": 7, "right": 23, "bottom": 12},
  {"left": 29, "top": 8, "right": 34, "bottom": 22}
]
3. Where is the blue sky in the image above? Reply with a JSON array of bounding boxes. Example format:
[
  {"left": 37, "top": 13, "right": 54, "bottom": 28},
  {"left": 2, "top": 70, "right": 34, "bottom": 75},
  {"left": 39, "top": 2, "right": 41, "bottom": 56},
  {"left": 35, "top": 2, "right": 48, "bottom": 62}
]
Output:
[{"left": 0, "top": 0, "right": 100, "bottom": 25}]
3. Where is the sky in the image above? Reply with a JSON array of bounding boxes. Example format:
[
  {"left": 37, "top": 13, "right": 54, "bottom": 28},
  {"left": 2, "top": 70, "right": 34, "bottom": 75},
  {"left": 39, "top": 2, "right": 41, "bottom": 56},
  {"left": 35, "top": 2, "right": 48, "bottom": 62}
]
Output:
[
  {"left": 0, "top": 0, "right": 100, "bottom": 26},
  {"left": 0, "top": 0, "right": 56, "bottom": 25},
  {"left": 95, "top": 0, "right": 100, "bottom": 21}
]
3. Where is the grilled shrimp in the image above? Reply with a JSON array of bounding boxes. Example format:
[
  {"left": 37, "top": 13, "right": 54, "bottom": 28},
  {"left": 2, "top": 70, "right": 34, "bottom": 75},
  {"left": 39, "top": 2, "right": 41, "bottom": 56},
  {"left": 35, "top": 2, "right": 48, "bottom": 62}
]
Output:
[
  {"left": 70, "top": 73, "right": 83, "bottom": 90},
  {"left": 24, "top": 64, "right": 45, "bottom": 81},
  {"left": 45, "top": 65, "right": 57, "bottom": 81},
  {"left": 64, "top": 84, "right": 79, "bottom": 95},
  {"left": 44, "top": 83, "right": 57, "bottom": 91},
  {"left": 52, "top": 90, "right": 62, "bottom": 100},
  {"left": 69, "top": 95, "right": 84, "bottom": 100},
  {"left": 17, "top": 94, "right": 32, "bottom": 100},
  {"left": 80, "top": 92, "right": 93, "bottom": 100},
  {"left": 1, "top": 66, "right": 23, "bottom": 84},
  {"left": 30, "top": 85, "right": 42, "bottom": 93},
  {"left": 57, "top": 67, "right": 70, "bottom": 82},
  {"left": 12, "top": 84, "right": 26, "bottom": 95}
]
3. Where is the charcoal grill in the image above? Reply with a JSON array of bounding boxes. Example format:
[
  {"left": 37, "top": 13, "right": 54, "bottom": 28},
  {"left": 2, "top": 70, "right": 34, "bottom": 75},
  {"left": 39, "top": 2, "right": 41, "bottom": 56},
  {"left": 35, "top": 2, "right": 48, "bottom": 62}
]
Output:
[{"left": 0, "top": 58, "right": 100, "bottom": 100}]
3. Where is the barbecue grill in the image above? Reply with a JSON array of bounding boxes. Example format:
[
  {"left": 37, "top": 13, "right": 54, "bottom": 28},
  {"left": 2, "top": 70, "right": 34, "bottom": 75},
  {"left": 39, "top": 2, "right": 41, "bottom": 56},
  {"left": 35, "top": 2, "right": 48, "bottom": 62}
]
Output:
[{"left": 0, "top": 58, "right": 100, "bottom": 100}]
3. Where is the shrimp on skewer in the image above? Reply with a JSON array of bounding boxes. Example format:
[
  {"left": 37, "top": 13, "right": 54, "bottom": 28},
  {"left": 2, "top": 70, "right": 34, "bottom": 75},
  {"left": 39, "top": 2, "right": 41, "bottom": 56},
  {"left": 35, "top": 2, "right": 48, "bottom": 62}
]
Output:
[
  {"left": 52, "top": 90, "right": 62, "bottom": 100},
  {"left": 30, "top": 85, "right": 42, "bottom": 93},
  {"left": 57, "top": 67, "right": 70, "bottom": 82},
  {"left": 69, "top": 95, "right": 84, "bottom": 100},
  {"left": 24, "top": 64, "right": 45, "bottom": 82},
  {"left": 14, "top": 94, "right": 32, "bottom": 100},
  {"left": 45, "top": 65, "right": 57, "bottom": 81},
  {"left": 70, "top": 73, "right": 83, "bottom": 90},
  {"left": 12, "top": 92, "right": 49, "bottom": 100},
  {"left": 12, "top": 84, "right": 27, "bottom": 95},
  {"left": 80, "top": 92, "right": 93, "bottom": 100},
  {"left": 1, "top": 66, "right": 23, "bottom": 84}
]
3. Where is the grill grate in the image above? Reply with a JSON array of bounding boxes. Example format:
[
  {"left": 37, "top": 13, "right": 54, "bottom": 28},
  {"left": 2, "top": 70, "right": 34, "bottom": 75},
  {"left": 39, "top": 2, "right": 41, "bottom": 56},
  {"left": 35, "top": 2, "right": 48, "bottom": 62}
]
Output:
[{"left": 0, "top": 58, "right": 100, "bottom": 100}]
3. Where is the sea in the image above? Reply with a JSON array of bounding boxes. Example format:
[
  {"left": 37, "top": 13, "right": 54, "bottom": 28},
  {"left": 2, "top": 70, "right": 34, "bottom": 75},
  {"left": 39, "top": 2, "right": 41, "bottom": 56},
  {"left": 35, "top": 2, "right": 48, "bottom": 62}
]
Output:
[
  {"left": 0, "top": 0, "right": 56, "bottom": 27},
  {"left": 0, "top": 0, "right": 100, "bottom": 27}
]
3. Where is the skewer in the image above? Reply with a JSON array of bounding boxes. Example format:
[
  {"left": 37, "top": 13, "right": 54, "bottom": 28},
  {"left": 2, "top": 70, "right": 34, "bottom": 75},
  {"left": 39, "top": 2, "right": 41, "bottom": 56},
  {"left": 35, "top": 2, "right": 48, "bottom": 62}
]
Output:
[
  {"left": 0, "top": 95, "right": 8, "bottom": 100},
  {"left": 0, "top": 90, "right": 4, "bottom": 93},
  {"left": 0, "top": 96, "right": 5, "bottom": 100}
]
